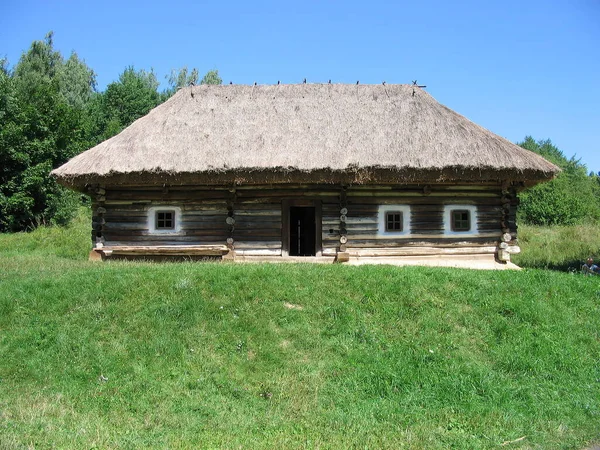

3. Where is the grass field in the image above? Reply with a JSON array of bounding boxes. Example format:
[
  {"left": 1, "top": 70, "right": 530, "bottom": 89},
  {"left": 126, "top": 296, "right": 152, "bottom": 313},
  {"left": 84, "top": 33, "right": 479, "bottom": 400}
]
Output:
[
  {"left": 1, "top": 212, "right": 600, "bottom": 449},
  {"left": 514, "top": 223, "right": 600, "bottom": 271}
]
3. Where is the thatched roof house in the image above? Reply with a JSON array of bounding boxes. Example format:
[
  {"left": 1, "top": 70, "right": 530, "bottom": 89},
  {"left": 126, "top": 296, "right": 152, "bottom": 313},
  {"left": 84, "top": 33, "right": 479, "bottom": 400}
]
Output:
[{"left": 53, "top": 84, "right": 558, "bottom": 266}]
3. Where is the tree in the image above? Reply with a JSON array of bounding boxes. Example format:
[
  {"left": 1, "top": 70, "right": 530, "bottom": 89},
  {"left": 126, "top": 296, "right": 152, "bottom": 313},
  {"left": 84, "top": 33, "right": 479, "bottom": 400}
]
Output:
[
  {"left": 103, "top": 66, "right": 161, "bottom": 135},
  {"left": 518, "top": 137, "right": 600, "bottom": 225},
  {"left": 163, "top": 66, "right": 199, "bottom": 98},
  {"left": 0, "top": 33, "right": 88, "bottom": 231},
  {"left": 57, "top": 52, "right": 97, "bottom": 109},
  {"left": 200, "top": 69, "right": 222, "bottom": 85},
  {"left": 163, "top": 67, "right": 222, "bottom": 100}
]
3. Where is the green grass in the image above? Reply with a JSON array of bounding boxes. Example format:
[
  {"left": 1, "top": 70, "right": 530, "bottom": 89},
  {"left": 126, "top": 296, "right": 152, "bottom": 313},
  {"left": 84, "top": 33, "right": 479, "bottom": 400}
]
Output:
[
  {"left": 1, "top": 213, "right": 600, "bottom": 449},
  {"left": 514, "top": 223, "right": 600, "bottom": 271}
]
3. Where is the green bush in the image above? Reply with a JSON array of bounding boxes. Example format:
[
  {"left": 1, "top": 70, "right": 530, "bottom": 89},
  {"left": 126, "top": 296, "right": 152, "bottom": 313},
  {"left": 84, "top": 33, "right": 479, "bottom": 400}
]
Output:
[{"left": 518, "top": 137, "right": 600, "bottom": 226}]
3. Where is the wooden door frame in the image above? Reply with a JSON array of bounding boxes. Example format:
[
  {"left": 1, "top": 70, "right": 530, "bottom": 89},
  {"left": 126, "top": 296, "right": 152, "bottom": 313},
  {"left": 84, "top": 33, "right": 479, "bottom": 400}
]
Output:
[{"left": 282, "top": 199, "right": 322, "bottom": 257}]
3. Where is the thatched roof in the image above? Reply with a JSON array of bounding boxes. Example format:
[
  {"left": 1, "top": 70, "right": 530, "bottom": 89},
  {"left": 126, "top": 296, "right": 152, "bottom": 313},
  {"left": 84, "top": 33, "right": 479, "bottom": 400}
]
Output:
[{"left": 52, "top": 83, "right": 559, "bottom": 189}]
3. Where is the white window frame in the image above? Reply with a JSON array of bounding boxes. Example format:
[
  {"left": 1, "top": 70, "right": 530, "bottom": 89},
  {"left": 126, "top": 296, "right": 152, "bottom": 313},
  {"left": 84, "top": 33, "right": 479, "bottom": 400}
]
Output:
[
  {"left": 443, "top": 205, "right": 478, "bottom": 237},
  {"left": 378, "top": 205, "right": 411, "bottom": 236},
  {"left": 148, "top": 206, "right": 183, "bottom": 235}
]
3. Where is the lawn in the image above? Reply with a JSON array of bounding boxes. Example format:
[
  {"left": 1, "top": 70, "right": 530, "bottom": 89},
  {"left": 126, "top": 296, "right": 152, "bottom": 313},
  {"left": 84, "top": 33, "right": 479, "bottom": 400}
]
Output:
[{"left": 1, "top": 214, "right": 599, "bottom": 449}]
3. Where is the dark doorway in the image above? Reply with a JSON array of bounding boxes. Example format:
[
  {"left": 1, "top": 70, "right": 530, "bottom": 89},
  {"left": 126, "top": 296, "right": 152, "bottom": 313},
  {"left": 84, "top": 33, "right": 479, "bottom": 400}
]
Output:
[{"left": 289, "top": 207, "right": 316, "bottom": 256}]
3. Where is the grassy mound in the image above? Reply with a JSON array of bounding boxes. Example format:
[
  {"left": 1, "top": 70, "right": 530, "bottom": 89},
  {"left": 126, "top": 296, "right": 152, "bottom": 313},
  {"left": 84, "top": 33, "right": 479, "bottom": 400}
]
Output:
[{"left": 1, "top": 211, "right": 599, "bottom": 448}]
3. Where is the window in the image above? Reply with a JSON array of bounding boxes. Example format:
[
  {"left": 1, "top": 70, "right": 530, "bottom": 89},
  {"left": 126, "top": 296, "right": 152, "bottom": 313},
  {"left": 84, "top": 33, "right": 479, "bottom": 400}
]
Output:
[
  {"left": 156, "top": 210, "right": 175, "bottom": 230},
  {"left": 148, "top": 206, "right": 182, "bottom": 234},
  {"left": 386, "top": 211, "right": 403, "bottom": 232},
  {"left": 378, "top": 205, "right": 410, "bottom": 236},
  {"left": 451, "top": 209, "right": 471, "bottom": 232},
  {"left": 443, "top": 205, "right": 477, "bottom": 236}
]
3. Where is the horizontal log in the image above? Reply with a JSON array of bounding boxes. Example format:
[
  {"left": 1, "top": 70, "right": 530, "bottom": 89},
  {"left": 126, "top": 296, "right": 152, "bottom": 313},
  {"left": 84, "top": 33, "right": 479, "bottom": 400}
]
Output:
[
  {"left": 235, "top": 209, "right": 281, "bottom": 216},
  {"left": 107, "top": 191, "right": 231, "bottom": 201},
  {"left": 104, "top": 228, "right": 230, "bottom": 237},
  {"left": 348, "top": 197, "right": 501, "bottom": 206},
  {"left": 323, "top": 217, "right": 378, "bottom": 226},
  {"left": 333, "top": 226, "right": 378, "bottom": 233},
  {"left": 231, "top": 201, "right": 282, "bottom": 208},
  {"left": 103, "top": 223, "right": 148, "bottom": 231},
  {"left": 181, "top": 203, "right": 228, "bottom": 210},
  {"left": 235, "top": 217, "right": 281, "bottom": 224},
  {"left": 347, "top": 184, "right": 500, "bottom": 191},
  {"left": 104, "top": 218, "right": 147, "bottom": 225},
  {"left": 180, "top": 221, "right": 229, "bottom": 228},
  {"left": 108, "top": 185, "right": 230, "bottom": 192},
  {"left": 233, "top": 231, "right": 282, "bottom": 239},
  {"left": 105, "top": 202, "right": 229, "bottom": 210},
  {"left": 237, "top": 189, "right": 339, "bottom": 198},
  {"left": 347, "top": 191, "right": 500, "bottom": 198}
]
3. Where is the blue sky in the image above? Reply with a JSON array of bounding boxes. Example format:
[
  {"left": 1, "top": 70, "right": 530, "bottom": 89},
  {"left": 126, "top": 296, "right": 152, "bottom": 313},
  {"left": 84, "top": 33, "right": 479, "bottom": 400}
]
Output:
[{"left": 2, "top": 0, "right": 599, "bottom": 171}]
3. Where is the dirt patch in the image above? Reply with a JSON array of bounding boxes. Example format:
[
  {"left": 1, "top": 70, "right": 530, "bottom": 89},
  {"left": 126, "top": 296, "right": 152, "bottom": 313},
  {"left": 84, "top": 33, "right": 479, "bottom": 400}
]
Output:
[{"left": 284, "top": 302, "right": 303, "bottom": 310}]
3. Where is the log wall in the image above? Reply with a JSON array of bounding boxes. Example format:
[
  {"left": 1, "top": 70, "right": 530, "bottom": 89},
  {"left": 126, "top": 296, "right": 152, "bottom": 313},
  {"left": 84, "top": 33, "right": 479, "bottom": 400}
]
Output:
[{"left": 93, "top": 183, "right": 517, "bottom": 258}]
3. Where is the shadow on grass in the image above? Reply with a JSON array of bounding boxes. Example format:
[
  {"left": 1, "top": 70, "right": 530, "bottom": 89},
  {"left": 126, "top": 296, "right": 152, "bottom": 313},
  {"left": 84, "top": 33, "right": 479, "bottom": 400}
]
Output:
[{"left": 518, "top": 259, "right": 585, "bottom": 273}]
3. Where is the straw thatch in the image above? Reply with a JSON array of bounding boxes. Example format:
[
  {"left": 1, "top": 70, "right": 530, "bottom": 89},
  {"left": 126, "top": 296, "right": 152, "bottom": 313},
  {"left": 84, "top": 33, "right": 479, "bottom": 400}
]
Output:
[{"left": 52, "top": 83, "right": 559, "bottom": 189}]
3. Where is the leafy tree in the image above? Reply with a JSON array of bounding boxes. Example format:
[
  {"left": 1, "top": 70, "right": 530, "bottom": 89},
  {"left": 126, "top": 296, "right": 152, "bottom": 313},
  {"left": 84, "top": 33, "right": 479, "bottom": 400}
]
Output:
[
  {"left": 103, "top": 66, "right": 161, "bottom": 134},
  {"left": 518, "top": 137, "right": 600, "bottom": 225},
  {"left": 0, "top": 33, "right": 86, "bottom": 231},
  {"left": 163, "top": 67, "right": 222, "bottom": 100},
  {"left": 163, "top": 66, "right": 199, "bottom": 98},
  {"left": 200, "top": 69, "right": 222, "bottom": 85},
  {"left": 57, "top": 52, "right": 97, "bottom": 109}
]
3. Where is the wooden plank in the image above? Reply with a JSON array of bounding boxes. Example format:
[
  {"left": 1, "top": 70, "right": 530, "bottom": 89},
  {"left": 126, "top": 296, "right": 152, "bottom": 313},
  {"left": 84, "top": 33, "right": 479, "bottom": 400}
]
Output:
[
  {"left": 104, "top": 240, "right": 225, "bottom": 246},
  {"left": 235, "top": 249, "right": 283, "bottom": 256},
  {"left": 233, "top": 241, "right": 282, "bottom": 249},
  {"left": 101, "top": 245, "right": 229, "bottom": 256},
  {"left": 348, "top": 246, "right": 497, "bottom": 257},
  {"left": 103, "top": 234, "right": 227, "bottom": 242},
  {"left": 340, "top": 236, "right": 500, "bottom": 247}
]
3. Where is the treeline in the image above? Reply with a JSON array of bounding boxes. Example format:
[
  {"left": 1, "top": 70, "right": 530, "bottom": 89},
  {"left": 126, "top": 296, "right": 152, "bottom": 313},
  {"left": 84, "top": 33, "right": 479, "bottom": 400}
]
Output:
[
  {"left": 0, "top": 32, "right": 221, "bottom": 232},
  {"left": 518, "top": 137, "right": 600, "bottom": 226}
]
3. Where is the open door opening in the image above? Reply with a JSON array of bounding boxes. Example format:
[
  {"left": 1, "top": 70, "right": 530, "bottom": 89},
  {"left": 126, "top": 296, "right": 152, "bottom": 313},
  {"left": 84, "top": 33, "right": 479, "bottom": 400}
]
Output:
[{"left": 289, "top": 206, "right": 316, "bottom": 256}]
